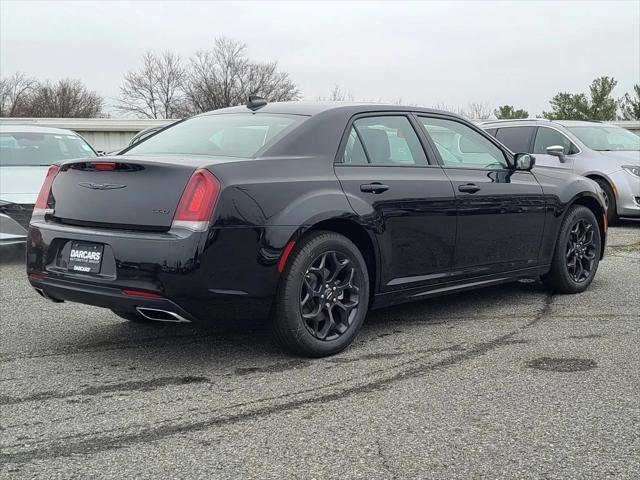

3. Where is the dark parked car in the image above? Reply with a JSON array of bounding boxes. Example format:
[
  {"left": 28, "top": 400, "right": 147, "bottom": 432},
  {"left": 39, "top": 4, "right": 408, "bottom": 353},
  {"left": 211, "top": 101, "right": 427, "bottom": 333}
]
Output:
[{"left": 27, "top": 100, "right": 608, "bottom": 357}]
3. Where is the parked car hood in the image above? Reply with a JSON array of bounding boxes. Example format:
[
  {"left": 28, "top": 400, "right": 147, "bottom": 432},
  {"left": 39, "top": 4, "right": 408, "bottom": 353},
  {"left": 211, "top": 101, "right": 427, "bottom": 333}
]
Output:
[
  {"left": 0, "top": 166, "right": 49, "bottom": 204},
  {"left": 597, "top": 150, "right": 640, "bottom": 166}
]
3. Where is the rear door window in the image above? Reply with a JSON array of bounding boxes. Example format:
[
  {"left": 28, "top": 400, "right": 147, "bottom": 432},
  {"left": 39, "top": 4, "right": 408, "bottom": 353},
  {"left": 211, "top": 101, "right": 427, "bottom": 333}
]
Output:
[
  {"left": 345, "top": 116, "right": 427, "bottom": 166},
  {"left": 495, "top": 127, "right": 534, "bottom": 153},
  {"left": 342, "top": 128, "right": 368, "bottom": 164}
]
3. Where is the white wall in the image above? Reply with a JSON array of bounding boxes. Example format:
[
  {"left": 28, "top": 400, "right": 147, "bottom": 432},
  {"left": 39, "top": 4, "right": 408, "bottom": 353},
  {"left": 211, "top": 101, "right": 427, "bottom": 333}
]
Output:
[{"left": 0, "top": 118, "right": 175, "bottom": 152}]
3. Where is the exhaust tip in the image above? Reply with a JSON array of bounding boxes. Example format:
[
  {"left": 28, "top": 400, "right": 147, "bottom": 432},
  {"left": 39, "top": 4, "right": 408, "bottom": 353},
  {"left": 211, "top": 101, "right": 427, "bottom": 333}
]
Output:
[
  {"left": 34, "top": 287, "right": 64, "bottom": 303},
  {"left": 135, "top": 307, "right": 191, "bottom": 323}
]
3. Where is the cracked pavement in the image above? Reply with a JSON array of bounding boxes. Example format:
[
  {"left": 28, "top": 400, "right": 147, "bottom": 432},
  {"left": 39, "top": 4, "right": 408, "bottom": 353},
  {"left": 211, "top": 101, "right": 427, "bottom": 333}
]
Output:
[{"left": 1, "top": 221, "right": 639, "bottom": 479}]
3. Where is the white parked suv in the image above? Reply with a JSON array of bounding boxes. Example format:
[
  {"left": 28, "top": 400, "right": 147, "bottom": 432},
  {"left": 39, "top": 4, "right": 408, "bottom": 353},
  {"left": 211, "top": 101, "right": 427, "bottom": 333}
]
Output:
[
  {"left": 0, "top": 124, "right": 97, "bottom": 245},
  {"left": 480, "top": 119, "right": 640, "bottom": 223}
]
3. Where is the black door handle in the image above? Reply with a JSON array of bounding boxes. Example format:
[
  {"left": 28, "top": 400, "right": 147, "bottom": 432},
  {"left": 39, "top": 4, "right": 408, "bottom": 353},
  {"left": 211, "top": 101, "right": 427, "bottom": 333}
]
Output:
[
  {"left": 458, "top": 183, "right": 481, "bottom": 193},
  {"left": 360, "top": 183, "right": 389, "bottom": 194}
]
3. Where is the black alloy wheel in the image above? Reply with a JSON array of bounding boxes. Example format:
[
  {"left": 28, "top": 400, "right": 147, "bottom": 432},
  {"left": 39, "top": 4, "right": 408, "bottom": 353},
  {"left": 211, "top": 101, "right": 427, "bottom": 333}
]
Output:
[
  {"left": 565, "top": 219, "right": 598, "bottom": 283},
  {"left": 300, "top": 251, "right": 360, "bottom": 341},
  {"left": 541, "top": 205, "right": 601, "bottom": 294},
  {"left": 272, "top": 231, "right": 370, "bottom": 357}
]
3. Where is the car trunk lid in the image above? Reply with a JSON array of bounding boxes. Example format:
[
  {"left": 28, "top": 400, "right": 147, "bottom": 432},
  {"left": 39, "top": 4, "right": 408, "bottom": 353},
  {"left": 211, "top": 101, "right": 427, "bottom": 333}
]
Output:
[{"left": 49, "top": 156, "right": 219, "bottom": 231}]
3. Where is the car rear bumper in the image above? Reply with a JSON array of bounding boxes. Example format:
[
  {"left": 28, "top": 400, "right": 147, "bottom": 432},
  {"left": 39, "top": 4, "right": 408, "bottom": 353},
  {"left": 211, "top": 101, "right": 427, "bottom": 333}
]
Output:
[
  {"left": 28, "top": 273, "right": 198, "bottom": 321},
  {"left": 27, "top": 220, "right": 296, "bottom": 323}
]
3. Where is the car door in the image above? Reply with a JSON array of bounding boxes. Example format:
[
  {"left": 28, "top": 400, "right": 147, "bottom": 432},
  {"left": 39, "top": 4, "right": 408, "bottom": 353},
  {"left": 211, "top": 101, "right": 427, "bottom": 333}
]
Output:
[
  {"left": 531, "top": 126, "right": 579, "bottom": 171},
  {"left": 417, "top": 115, "right": 546, "bottom": 276},
  {"left": 334, "top": 114, "right": 457, "bottom": 291}
]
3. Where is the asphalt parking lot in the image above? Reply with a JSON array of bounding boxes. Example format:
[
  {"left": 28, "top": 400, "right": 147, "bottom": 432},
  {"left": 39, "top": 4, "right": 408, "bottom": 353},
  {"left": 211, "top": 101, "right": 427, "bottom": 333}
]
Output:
[{"left": 1, "top": 222, "right": 638, "bottom": 479}]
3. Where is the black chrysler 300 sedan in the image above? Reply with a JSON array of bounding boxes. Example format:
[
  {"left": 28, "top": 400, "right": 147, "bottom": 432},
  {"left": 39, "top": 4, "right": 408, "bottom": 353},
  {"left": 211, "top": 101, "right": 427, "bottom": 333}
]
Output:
[{"left": 27, "top": 100, "right": 608, "bottom": 357}]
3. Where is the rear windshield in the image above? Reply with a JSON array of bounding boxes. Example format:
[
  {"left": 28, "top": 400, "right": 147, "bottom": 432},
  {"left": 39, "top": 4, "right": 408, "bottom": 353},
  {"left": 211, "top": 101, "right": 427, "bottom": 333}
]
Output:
[
  {"left": 0, "top": 131, "right": 96, "bottom": 166},
  {"left": 125, "top": 113, "right": 303, "bottom": 158}
]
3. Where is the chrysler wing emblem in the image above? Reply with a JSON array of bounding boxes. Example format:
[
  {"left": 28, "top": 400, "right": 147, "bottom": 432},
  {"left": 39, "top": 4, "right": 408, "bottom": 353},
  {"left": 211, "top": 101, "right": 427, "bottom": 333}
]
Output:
[{"left": 78, "top": 182, "right": 126, "bottom": 190}]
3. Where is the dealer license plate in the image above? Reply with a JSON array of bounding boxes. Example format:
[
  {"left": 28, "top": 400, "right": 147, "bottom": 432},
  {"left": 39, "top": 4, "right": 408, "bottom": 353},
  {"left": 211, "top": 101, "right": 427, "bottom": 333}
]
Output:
[{"left": 68, "top": 242, "right": 104, "bottom": 274}]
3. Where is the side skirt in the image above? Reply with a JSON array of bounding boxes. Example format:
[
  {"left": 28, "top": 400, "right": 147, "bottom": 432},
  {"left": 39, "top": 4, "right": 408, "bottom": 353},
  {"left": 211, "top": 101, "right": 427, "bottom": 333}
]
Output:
[{"left": 371, "top": 265, "right": 550, "bottom": 309}]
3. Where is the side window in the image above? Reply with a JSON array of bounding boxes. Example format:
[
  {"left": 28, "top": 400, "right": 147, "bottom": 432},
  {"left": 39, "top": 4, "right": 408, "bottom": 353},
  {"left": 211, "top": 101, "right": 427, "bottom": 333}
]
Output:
[
  {"left": 342, "top": 128, "right": 368, "bottom": 164},
  {"left": 347, "top": 116, "right": 427, "bottom": 166},
  {"left": 419, "top": 117, "right": 509, "bottom": 169},
  {"left": 533, "top": 127, "right": 575, "bottom": 155},
  {"left": 495, "top": 127, "right": 534, "bottom": 153}
]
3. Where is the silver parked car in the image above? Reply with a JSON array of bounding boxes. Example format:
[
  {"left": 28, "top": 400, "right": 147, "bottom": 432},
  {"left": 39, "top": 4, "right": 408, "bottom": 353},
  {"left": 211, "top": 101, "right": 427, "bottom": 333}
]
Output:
[
  {"left": 480, "top": 119, "right": 640, "bottom": 223},
  {"left": 0, "top": 125, "right": 97, "bottom": 245}
]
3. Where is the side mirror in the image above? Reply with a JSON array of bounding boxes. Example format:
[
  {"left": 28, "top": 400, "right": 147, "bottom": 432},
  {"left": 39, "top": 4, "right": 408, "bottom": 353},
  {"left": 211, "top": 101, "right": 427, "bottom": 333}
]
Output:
[
  {"left": 514, "top": 153, "right": 536, "bottom": 171},
  {"left": 545, "top": 145, "right": 566, "bottom": 163}
]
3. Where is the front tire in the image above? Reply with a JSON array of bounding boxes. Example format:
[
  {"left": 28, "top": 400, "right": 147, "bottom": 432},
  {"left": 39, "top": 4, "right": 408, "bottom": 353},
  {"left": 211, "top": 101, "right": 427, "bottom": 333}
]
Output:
[
  {"left": 541, "top": 205, "right": 601, "bottom": 294},
  {"left": 272, "top": 231, "right": 370, "bottom": 357}
]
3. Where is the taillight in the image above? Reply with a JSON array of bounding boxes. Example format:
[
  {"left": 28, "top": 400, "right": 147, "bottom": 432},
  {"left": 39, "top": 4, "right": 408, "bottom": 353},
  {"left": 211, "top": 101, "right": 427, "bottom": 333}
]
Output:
[
  {"left": 172, "top": 168, "right": 220, "bottom": 231},
  {"left": 92, "top": 162, "right": 117, "bottom": 171},
  {"left": 33, "top": 164, "right": 61, "bottom": 215}
]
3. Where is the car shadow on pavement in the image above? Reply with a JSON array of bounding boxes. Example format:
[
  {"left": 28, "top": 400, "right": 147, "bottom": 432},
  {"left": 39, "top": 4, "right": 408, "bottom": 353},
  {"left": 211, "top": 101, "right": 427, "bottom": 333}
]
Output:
[
  {"left": 0, "top": 244, "right": 25, "bottom": 264},
  {"left": 36, "top": 278, "right": 549, "bottom": 370}
]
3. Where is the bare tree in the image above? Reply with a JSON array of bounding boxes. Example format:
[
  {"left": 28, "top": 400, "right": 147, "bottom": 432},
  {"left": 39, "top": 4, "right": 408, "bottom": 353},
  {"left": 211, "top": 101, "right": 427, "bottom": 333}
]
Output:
[
  {"left": 316, "top": 84, "right": 354, "bottom": 101},
  {"left": 117, "top": 51, "right": 186, "bottom": 118},
  {"left": 27, "top": 79, "right": 103, "bottom": 118},
  {"left": 430, "top": 103, "right": 467, "bottom": 117},
  {"left": 0, "top": 72, "right": 38, "bottom": 116},
  {"left": 183, "top": 37, "right": 300, "bottom": 113},
  {"left": 464, "top": 102, "right": 492, "bottom": 120}
]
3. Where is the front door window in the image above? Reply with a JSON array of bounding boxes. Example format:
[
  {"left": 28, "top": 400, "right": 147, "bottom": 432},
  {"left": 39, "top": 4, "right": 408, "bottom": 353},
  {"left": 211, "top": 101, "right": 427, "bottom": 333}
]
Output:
[{"left": 419, "top": 117, "right": 509, "bottom": 170}]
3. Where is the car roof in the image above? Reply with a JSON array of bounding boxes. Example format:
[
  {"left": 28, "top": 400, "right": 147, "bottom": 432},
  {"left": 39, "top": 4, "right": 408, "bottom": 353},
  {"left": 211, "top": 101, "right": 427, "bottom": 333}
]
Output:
[
  {"left": 201, "top": 101, "right": 459, "bottom": 118},
  {"left": 0, "top": 124, "right": 80, "bottom": 135},
  {"left": 553, "top": 120, "right": 609, "bottom": 127},
  {"left": 478, "top": 119, "right": 605, "bottom": 128}
]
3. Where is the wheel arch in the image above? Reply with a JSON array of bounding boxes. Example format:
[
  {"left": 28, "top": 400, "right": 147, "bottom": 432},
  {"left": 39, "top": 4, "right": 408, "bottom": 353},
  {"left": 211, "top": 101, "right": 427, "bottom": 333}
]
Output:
[
  {"left": 302, "top": 218, "right": 379, "bottom": 295},
  {"left": 567, "top": 193, "right": 607, "bottom": 259},
  {"left": 584, "top": 173, "right": 616, "bottom": 195}
]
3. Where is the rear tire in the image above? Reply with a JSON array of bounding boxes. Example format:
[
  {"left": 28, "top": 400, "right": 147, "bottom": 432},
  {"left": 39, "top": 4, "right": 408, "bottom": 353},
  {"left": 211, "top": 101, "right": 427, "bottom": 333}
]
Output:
[
  {"left": 541, "top": 205, "right": 601, "bottom": 294},
  {"left": 594, "top": 178, "right": 618, "bottom": 226},
  {"left": 111, "top": 308, "right": 154, "bottom": 324},
  {"left": 272, "top": 231, "right": 370, "bottom": 357}
]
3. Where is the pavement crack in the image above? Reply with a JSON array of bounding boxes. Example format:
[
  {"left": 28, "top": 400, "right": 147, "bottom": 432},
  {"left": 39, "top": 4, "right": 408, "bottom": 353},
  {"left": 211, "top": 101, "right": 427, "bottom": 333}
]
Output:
[
  {"left": 523, "top": 292, "right": 554, "bottom": 329},
  {"left": 374, "top": 436, "right": 398, "bottom": 480}
]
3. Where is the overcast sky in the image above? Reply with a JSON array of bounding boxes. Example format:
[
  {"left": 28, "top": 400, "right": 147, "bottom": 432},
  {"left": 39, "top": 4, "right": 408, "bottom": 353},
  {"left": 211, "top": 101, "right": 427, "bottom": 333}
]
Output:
[{"left": 1, "top": 0, "right": 639, "bottom": 116}]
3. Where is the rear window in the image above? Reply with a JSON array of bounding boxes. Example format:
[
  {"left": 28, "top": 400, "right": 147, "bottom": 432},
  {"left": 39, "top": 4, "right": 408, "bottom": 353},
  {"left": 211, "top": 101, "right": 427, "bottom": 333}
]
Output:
[
  {"left": 495, "top": 127, "right": 534, "bottom": 153},
  {"left": 0, "top": 132, "right": 96, "bottom": 166},
  {"left": 125, "top": 113, "right": 303, "bottom": 158}
]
